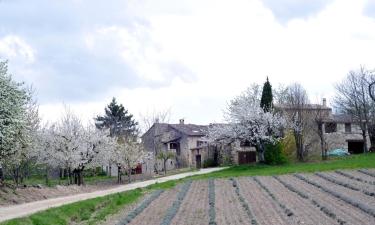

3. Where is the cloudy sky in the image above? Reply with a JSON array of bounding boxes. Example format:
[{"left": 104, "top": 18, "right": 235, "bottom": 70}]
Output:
[{"left": 1, "top": 0, "right": 375, "bottom": 128}]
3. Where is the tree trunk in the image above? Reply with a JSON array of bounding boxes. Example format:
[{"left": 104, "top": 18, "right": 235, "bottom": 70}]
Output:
[
  {"left": 128, "top": 168, "right": 132, "bottom": 183},
  {"left": 0, "top": 167, "right": 4, "bottom": 185},
  {"left": 109, "top": 164, "right": 112, "bottom": 177},
  {"left": 117, "top": 166, "right": 121, "bottom": 184},
  {"left": 256, "top": 142, "right": 265, "bottom": 163},
  {"left": 68, "top": 168, "right": 73, "bottom": 185},
  {"left": 163, "top": 160, "right": 167, "bottom": 175},
  {"left": 362, "top": 128, "right": 368, "bottom": 153},
  {"left": 45, "top": 166, "right": 49, "bottom": 186}
]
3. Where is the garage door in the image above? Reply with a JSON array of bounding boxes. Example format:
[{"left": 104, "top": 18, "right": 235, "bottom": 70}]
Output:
[{"left": 238, "top": 151, "right": 256, "bottom": 164}]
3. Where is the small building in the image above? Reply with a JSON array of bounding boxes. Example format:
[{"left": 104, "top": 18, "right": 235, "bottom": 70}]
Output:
[{"left": 142, "top": 120, "right": 258, "bottom": 171}]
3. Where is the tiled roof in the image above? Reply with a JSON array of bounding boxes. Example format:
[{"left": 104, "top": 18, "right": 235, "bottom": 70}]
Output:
[{"left": 169, "top": 124, "right": 208, "bottom": 136}]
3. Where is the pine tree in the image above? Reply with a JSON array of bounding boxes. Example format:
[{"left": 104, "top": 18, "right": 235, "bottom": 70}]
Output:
[
  {"left": 260, "top": 77, "right": 273, "bottom": 112},
  {"left": 95, "top": 98, "right": 138, "bottom": 138}
]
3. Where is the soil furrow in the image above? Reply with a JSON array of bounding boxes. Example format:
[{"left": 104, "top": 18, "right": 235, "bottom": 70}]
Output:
[
  {"left": 126, "top": 186, "right": 179, "bottom": 225},
  {"left": 215, "top": 179, "right": 252, "bottom": 225},
  {"left": 237, "top": 177, "right": 294, "bottom": 225},
  {"left": 169, "top": 180, "right": 209, "bottom": 225},
  {"left": 306, "top": 174, "right": 375, "bottom": 207},
  {"left": 335, "top": 170, "right": 375, "bottom": 185},
  {"left": 294, "top": 174, "right": 375, "bottom": 217},
  {"left": 255, "top": 176, "right": 337, "bottom": 225},
  {"left": 280, "top": 175, "right": 375, "bottom": 225}
]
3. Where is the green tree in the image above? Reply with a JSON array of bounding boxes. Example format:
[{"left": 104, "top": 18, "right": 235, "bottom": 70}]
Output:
[
  {"left": 260, "top": 77, "right": 273, "bottom": 112},
  {"left": 95, "top": 98, "right": 138, "bottom": 138},
  {"left": 157, "top": 151, "right": 175, "bottom": 175}
]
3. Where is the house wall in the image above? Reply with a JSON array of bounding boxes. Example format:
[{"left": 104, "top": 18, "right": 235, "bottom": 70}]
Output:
[{"left": 324, "top": 122, "right": 370, "bottom": 152}]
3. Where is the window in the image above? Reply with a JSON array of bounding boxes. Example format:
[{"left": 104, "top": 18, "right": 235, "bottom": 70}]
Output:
[
  {"left": 169, "top": 143, "right": 178, "bottom": 149},
  {"left": 345, "top": 123, "right": 351, "bottom": 133},
  {"left": 197, "top": 141, "right": 206, "bottom": 147},
  {"left": 240, "top": 140, "right": 251, "bottom": 147},
  {"left": 325, "top": 123, "right": 337, "bottom": 133}
]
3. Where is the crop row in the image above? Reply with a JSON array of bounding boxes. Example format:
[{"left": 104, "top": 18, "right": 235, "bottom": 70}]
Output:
[
  {"left": 208, "top": 179, "right": 216, "bottom": 225},
  {"left": 273, "top": 176, "right": 346, "bottom": 225},
  {"left": 316, "top": 173, "right": 375, "bottom": 197},
  {"left": 358, "top": 169, "right": 375, "bottom": 178},
  {"left": 117, "top": 190, "right": 164, "bottom": 225},
  {"left": 252, "top": 177, "right": 294, "bottom": 218},
  {"left": 294, "top": 174, "right": 375, "bottom": 217},
  {"left": 159, "top": 181, "right": 192, "bottom": 225},
  {"left": 335, "top": 171, "right": 375, "bottom": 185},
  {"left": 230, "top": 178, "right": 258, "bottom": 225}
]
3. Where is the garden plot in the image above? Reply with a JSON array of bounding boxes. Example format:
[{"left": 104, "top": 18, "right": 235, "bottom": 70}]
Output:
[
  {"left": 112, "top": 170, "right": 375, "bottom": 225},
  {"left": 123, "top": 186, "right": 180, "bottom": 225},
  {"left": 169, "top": 180, "right": 209, "bottom": 225},
  {"left": 277, "top": 175, "right": 375, "bottom": 225},
  {"left": 318, "top": 172, "right": 375, "bottom": 195},
  {"left": 335, "top": 170, "right": 375, "bottom": 185},
  {"left": 236, "top": 177, "right": 293, "bottom": 225},
  {"left": 302, "top": 174, "right": 375, "bottom": 208},
  {"left": 214, "top": 179, "right": 254, "bottom": 225},
  {"left": 255, "top": 176, "right": 337, "bottom": 225}
]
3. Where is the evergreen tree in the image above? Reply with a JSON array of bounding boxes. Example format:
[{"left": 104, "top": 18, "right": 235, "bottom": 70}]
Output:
[
  {"left": 95, "top": 98, "right": 138, "bottom": 139},
  {"left": 260, "top": 77, "right": 273, "bottom": 112}
]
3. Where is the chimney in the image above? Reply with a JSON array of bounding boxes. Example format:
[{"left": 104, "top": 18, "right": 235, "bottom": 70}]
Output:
[
  {"left": 155, "top": 118, "right": 159, "bottom": 124},
  {"left": 179, "top": 119, "right": 185, "bottom": 125},
  {"left": 322, "top": 98, "right": 327, "bottom": 107}
]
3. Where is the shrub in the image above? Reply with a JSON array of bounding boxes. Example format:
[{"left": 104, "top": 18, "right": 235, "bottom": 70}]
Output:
[
  {"left": 203, "top": 159, "right": 217, "bottom": 168},
  {"left": 264, "top": 142, "right": 287, "bottom": 165}
]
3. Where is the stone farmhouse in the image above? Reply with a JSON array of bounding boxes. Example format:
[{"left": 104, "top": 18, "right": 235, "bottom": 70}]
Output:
[
  {"left": 142, "top": 99, "right": 369, "bottom": 171},
  {"left": 141, "top": 119, "right": 258, "bottom": 171},
  {"left": 277, "top": 99, "right": 370, "bottom": 157}
]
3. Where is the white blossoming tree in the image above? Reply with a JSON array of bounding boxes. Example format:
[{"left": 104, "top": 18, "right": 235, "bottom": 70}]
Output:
[
  {"left": 112, "top": 137, "right": 146, "bottom": 183},
  {"left": 208, "top": 86, "right": 285, "bottom": 162},
  {"left": 34, "top": 108, "right": 116, "bottom": 186}
]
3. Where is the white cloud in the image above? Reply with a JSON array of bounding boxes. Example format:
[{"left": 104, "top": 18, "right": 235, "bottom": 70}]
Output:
[
  {"left": 0, "top": 35, "right": 36, "bottom": 63},
  {"left": 6, "top": 0, "right": 375, "bottom": 126}
]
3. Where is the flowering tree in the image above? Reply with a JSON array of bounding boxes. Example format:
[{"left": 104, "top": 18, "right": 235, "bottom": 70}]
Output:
[
  {"left": 112, "top": 137, "right": 146, "bottom": 183},
  {"left": 0, "top": 61, "right": 40, "bottom": 185},
  {"left": 207, "top": 86, "right": 285, "bottom": 162},
  {"left": 34, "top": 109, "right": 116, "bottom": 186}
]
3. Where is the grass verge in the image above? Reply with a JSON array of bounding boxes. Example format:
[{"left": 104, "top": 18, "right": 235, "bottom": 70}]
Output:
[{"left": 192, "top": 153, "right": 375, "bottom": 180}]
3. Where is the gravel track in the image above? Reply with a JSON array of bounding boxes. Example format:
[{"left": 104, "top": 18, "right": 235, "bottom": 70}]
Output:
[
  {"left": 255, "top": 176, "right": 337, "bottom": 225},
  {"left": 125, "top": 187, "right": 179, "bottom": 225},
  {"left": 237, "top": 177, "right": 293, "bottom": 225},
  {"left": 169, "top": 180, "right": 209, "bottom": 225},
  {"left": 279, "top": 175, "right": 375, "bottom": 225},
  {"left": 215, "top": 179, "right": 252, "bottom": 225}
]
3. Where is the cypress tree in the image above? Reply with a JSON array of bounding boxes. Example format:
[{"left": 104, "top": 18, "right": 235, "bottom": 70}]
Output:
[{"left": 260, "top": 77, "right": 273, "bottom": 112}]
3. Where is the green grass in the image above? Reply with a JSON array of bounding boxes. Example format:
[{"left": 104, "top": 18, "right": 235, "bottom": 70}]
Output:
[
  {"left": 2, "top": 153, "right": 375, "bottom": 225},
  {"left": 192, "top": 153, "right": 375, "bottom": 180},
  {"left": 1, "top": 189, "right": 143, "bottom": 225},
  {"left": 19, "top": 175, "right": 116, "bottom": 187}
]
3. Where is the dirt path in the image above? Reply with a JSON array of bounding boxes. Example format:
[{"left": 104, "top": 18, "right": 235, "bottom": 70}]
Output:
[{"left": 0, "top": 167, "right": 225, "bottom": 223}]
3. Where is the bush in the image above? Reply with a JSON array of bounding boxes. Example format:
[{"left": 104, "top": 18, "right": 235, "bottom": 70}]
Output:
[
  {"left": 264, "top": 142, "right": 287, "bottom": 165},
  {"left": 203, "top": 159, "right": 217, "bottom": 168}
]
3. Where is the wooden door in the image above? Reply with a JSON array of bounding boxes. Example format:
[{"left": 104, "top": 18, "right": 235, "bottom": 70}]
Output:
[
  {"left": 196, "top": 155, "right": 202, "bottom": 169},
  {"left": 238, "top": 151, "right": 256, "bottom": 164}
]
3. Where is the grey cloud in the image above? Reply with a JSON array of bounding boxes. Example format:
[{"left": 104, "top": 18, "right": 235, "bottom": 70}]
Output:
[
  {"left": 261, "top": 0, "right": 333, "bottom": 24},
  {"left": 0, "top": 0, "right": 190, "bottom": 104}
]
